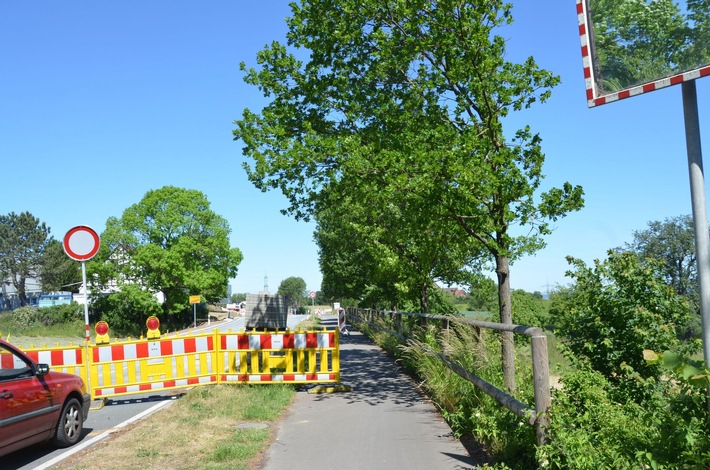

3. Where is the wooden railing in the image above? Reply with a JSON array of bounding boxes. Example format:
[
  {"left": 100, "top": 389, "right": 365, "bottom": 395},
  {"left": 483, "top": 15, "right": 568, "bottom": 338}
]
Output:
[{"left": 347, "top": 307, "right": 551, "bottom": 447}]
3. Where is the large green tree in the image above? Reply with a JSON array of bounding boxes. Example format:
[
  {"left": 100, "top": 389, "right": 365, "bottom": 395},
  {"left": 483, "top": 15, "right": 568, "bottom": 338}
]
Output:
[
  {"left": 624, "top": 215, "right": 697, "bottom": 297},
  {"left": 315, "top": 186, "right": 479, "bottom": 312},
  {"left": 622, "top": 214, "right": 702, "bottom": 337},
  {"left": 0, "top": 211, "right": 52, "bottom": 306},
  {"left": 89, "top": 186, "right": 243, "bottom": 320},
  {"left": 234, "top": 0, "right": 583, "bottom": 391},
  {"left": 277, "top": 276, "right": 307, "bottom": 309},
  {"left": 39, "top": 239, "right": 82, "bottom": 293}
]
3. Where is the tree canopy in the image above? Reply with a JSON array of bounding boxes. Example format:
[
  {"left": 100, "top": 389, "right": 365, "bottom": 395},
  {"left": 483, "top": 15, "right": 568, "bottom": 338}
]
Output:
[
  {"left": 315, "top": 186, "right": 479, "bottom": 311},
  {"left": 624, "top": 215, "right": 697, "bottom": 297},
  {"left": 89, "top": 186, "right": 243, "bottom": 319},
  {"left": 0, "top": 211, "right": 52, "bottom": 306},
  {"left": 277, "top": 276, "right": 307, "bottom": 308},
  {"left": 620, "top": 214, "right": 703, "bottom": 337},
  {"left": 234, "top": 0, "right": 584, "bottom": 391},
  {"left": 39, "top": 239, "right": 82, "bottom": 293}
]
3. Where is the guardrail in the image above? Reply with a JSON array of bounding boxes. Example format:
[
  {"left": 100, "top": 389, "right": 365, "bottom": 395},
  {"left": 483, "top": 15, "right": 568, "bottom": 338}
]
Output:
[
  {"left": 19, "top": 328, "right": 340, "bottom": 401},
  {"left": 347, "top": 307, "right": 550, "bottom": 446}
]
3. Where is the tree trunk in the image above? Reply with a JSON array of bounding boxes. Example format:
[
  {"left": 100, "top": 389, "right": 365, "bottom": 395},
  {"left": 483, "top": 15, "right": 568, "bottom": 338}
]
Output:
[
  {"left": 420, "top": 283, "right": 430, "bottom": 313},
  {"left": 496, "top": 255, "right": 516, "bottom": 394},
  {"left": 13, "top": 276, "right": 28, "bottom": 307}
]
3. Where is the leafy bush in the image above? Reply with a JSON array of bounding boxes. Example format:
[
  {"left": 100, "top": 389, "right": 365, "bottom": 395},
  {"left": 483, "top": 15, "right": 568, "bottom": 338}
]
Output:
[
  {"left": 557, "top": 251, "right": 690, "bottom": 401},
  {"left": 511, "top": 289, "right": 550, "bottom": 329},
  {"left": 539, "top": 356, "right": 710, "bottom": 469},
  {"left": 538, "top": 366, "right": 657, "bottom": 469},
  {"left": 1, "top": 304, "right": 84, "bottom": 331},
  {"left": 643, "top": 344, "right": 710, "bottom": 466},
  {"left": 90, "top": 284, "right": 163, "bottom": 336},
  {"left": 543, "top": 251, "right": 709, "bottom": 468}
]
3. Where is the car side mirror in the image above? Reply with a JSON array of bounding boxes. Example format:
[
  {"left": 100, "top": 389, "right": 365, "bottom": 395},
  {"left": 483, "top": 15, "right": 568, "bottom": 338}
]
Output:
[{"left": 36, "top": 363, "right": 50, "bottom": 376}]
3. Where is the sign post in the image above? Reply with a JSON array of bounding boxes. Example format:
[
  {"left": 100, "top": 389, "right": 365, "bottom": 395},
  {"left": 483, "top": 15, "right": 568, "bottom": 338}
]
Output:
[
  {"left": 63, "top": 225, "right": 100, "bottom": 401},
  {"left": 62, "top": 226, "right": 101, "bottom": 343},
  {"left": 309, "top": 291, "right": 316, "bottom": 319},
  {"left": 190, "top": 295, "right": 201, "bottom": 328}
]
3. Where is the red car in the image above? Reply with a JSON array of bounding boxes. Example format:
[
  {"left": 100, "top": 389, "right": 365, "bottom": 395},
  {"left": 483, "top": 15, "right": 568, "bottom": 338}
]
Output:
[{"left": 0, "top": 338, "right": 91, "bottom": 457}]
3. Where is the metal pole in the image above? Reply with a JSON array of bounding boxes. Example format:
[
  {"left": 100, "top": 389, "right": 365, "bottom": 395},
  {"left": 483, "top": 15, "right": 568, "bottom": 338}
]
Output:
[
  {"left": 193, "top": 303, "right": 197, "bottom": 328},
  {"left": 81, "top": 261, "right": 90, "bottom": 343},
  {"left": 81, "top": 261, "right": 92, "bottom": 399},
  {"left": 682, "top": 81, "right": 710, "bottom": 379}
]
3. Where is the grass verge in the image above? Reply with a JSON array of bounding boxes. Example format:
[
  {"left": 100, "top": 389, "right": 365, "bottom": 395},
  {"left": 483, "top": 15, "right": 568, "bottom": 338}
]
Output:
[{"left": 54, "top": 384, "right": 295, "bottom": 470}]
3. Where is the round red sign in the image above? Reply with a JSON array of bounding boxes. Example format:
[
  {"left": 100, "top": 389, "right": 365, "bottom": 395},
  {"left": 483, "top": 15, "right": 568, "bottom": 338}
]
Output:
[{"left": 63, "top": 225, "right": 101, "bottom": 261}]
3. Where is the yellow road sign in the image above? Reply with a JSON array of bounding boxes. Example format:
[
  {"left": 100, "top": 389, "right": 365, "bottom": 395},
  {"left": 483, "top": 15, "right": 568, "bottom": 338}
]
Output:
[{"left": 189, "top": 295, "right": 201, "bottom": 304}]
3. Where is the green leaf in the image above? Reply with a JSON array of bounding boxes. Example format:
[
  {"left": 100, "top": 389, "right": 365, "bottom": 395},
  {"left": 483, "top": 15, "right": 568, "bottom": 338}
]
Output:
[
  {"left": 661, "top": 351, "right": 681, "bottom": 369},
  {"left": 643, "top": 349, "right": 659, "bottom": 363}
]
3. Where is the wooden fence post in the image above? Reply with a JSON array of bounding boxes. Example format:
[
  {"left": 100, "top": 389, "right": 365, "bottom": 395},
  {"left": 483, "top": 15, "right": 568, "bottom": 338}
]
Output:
[{"left": 531, "top": 332, "right": 551, "bottom": 447}]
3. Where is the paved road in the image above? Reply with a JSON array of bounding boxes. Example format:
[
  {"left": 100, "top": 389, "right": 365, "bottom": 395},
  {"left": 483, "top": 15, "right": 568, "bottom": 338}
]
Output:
[
  {"left": 175, "top": 314, "right": 310, "bottom": 335},
  {"left": 260, "top": 316, "right": 479, "bottom": 470}
]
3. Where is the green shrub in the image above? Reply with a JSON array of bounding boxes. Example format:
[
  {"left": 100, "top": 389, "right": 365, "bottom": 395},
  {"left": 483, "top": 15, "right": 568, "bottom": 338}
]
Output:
[
  {"left": 643, "top": 343, "right": 710, "bottom": 466},
  {"left": 511, "top": 290, "right": 550, "bottom": 328},
  {"left": 558, "top": 252, "right": 690, "bottom": 401},
  {"left": 1, "top": 304, "right": 84, "bottom": 331},
  {"left": 90, "top": 285, "right": 162, "bottom": 336},
  {"left": 539, "top": 358, "right": 710, "bottom": 469},
  {"left": 538, "top": 366, "right": 657, "bottom": 469}
]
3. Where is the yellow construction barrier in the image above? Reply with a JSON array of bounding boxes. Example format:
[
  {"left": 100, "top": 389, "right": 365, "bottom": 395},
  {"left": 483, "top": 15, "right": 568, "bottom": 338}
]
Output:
[
  {"left": 18, "top": 327, "right": 340, "bottom": 400},
  {"left": 219, "top": 329, "right": 339, "bottom": 384}
]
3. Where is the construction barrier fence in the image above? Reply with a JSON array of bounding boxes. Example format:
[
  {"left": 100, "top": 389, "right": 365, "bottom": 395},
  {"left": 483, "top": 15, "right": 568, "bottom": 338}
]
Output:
[{"left": 17, "top": 328, "right": 340, "bottom": 400}]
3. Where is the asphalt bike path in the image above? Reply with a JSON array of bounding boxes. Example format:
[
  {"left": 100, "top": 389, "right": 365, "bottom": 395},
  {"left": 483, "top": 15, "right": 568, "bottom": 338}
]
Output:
[{"left": 260, "top": 315, "right": 478, "bottom": 469}]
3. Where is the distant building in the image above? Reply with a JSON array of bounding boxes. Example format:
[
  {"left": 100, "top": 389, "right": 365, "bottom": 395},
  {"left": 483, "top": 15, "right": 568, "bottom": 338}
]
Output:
[
  {"left": 1, "top": 277, "right": 41, "bottom": 311},
  {"left": 439, "top": 286, "right": 468, "bottom": 299},
  {"left": 73, "top": 283, "right": 164, "bottom": 306},
  {"left": 38, "top": 292, "right": 73, "bottom": 308}
]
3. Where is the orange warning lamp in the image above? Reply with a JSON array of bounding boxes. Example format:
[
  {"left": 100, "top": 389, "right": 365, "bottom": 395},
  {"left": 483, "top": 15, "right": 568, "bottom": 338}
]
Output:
[
  {"left": 95, "top": 321, "right": 110, "bottom": 344},
  {"left": 146, "top": 316, "right": 161, "bottom": 339}
]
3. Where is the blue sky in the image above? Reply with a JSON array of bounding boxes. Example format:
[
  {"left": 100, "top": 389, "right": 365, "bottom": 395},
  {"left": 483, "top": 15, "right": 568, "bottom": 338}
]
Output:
[{"left": 1, "top": 1, "right": 708, "bottom": 297}]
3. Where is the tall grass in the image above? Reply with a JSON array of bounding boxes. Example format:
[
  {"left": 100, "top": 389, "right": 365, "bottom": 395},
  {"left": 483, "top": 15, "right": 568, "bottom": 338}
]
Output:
[{"left": 358, "top": 316, "right": 540, "bottom": 467}]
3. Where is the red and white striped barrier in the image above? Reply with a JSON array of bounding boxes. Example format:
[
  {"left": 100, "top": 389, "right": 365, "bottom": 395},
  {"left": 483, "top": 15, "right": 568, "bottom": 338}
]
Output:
[
  {"left": 14, "top": 345, "right": 86, "bottom": 378},
  {"left": 220, "top": 332, "right": 335, "bottom": 351},
  {"left": 92, "top": 336, "right": 217, "bottom": 398},
  {"left": 15, "top": 328, "right": 340, "bottom": 400}
]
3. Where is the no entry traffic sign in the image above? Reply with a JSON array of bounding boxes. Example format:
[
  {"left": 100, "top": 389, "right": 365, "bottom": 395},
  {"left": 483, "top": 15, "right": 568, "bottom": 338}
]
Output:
[{"left": 63, "top": 225, "right": 101, "bottom": 261}]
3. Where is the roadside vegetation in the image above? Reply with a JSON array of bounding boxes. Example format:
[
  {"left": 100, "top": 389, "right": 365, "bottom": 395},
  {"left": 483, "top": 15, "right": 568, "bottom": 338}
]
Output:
[
  {"left": 0, "top": 304, "right": 88, "bottom": 348},
  {"left": 358, "top": 248, "right": 710, "bottom": 469}
]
